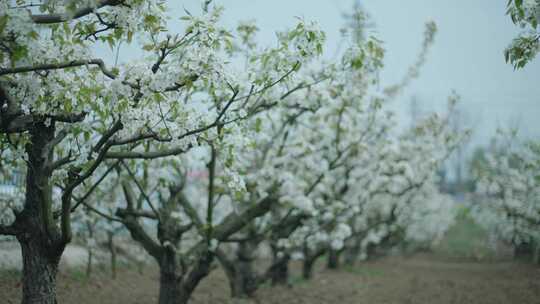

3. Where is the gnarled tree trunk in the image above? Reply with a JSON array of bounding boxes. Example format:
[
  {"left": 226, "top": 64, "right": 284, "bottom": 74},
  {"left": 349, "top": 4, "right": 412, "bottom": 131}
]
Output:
[
  {"left": 15, "top": 124, "right": 66, "bottom": 304},
  {"left": 302, "top": 247, "right": 326, "bottom": 280},
  {"left": 156, "top": 246, "right": 215, "bottom": 304},
  {"left": 19, "top": 236, "right": 62, "bottom": 304},
  {"left": 218, "top": 240, "right": 260, "bottom": 298},
  {"left": 158, "top": 249, "right": 183, "bottom": 304},
  {"left": 153, "top": 246, "right": 215, "bottom": 304}
]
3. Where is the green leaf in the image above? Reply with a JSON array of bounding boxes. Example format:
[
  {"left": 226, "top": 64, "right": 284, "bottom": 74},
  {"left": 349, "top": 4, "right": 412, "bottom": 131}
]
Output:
[
  {"left": 63, "top": 22, "right": 71, "bottom": 36},
  {"left": 154, "top": 92, "right": 164, "bottom": 102},
  {"left": 107, "top": 36, "right": 115, "bottom": 50},
  {"left": 64, "top": 100, "right": 73, "bottom": 112},
  {"left": 255, "top": 117, "right": 262, "bottom": 133},
  {"left": 142, "top": 44, "right": 154, "bottom": 51},
  {"left": 11, "top": 45, "right": 28, "bottom": 63},
  {"left": 114, "top": 28, "right": 124, "bottom": 40},
  {"left": 0, "top": 15, "right": 8, "bottom": 33},
  {"left": 28, "top": 30, "right": 39, "bottom": 40}
]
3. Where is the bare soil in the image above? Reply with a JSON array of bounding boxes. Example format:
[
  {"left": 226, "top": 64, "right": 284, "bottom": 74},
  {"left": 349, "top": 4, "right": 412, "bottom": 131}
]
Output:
[{"left": 2, "top": 253, "right": 540, "bottom": 304}]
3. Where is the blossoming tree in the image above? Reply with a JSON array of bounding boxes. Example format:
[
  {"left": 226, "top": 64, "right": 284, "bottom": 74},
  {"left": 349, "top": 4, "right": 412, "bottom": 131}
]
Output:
[
  {"left": 473, "top": 131, "right": 540, "bottom": 261},
  {"left": 0, "top": 0, "right": 322, "bottom": 302},
  {"left": 505, "top": 0, "right": 540, "bottom": 68},
  {"left": 0, "top": 1, "right": 469, "bottom": 304}
]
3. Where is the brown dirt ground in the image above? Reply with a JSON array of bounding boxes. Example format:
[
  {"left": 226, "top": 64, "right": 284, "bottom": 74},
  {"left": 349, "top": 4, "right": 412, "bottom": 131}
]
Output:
[{"left": 2, "top": 253, "right": 540, "bottom": 304}]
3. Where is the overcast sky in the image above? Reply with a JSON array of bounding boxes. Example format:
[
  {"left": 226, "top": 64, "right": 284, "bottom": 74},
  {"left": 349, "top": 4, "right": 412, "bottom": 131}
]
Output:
[{"left": 109, "top": 0, "right": 540, "bottom": 146}]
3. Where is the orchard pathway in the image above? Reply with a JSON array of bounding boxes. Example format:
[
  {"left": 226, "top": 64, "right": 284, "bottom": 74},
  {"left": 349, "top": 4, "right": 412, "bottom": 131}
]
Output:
[{"left": 2, "top": 253, "right": 540, "bottom": 303}]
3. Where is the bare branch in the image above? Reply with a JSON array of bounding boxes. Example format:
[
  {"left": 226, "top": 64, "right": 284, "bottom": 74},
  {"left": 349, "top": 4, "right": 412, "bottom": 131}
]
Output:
[
  {"left": 121, "top": 161, "right": 160, "bottom": 220},
  {"left": 116, "top": 208, "right": 157, "bottom": 220},
  {"left": 69, "top": 160, "right": 120, "bottom": 213},
  {"left": 118, "top": 181, "right": 163, "bottom": 259}
]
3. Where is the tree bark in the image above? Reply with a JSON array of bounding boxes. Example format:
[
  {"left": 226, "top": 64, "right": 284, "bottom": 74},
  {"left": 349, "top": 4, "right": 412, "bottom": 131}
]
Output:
[
  {"left": 174, "top": 249, "right": 214, "bottom": 304},
  {"left": 19, "top": 235, "right": 61, "bottom": 304},
  {"left": 327, "top": 249, "right": 340, "bottom": 269},
  {"left": 514, "top": 242, "right": 533, "bottom": 260},
  {"left": 229, "top": 267, "right": 258, "bottom": 298},
  {"left": 268, "top": 246, "right": 290, "bottom": 286},
  {"left": 86, "top": 222, "right": 95, "bottom": 279},
  {"left": 269, "top": 257, "right": 289, "bottom": 286},
  {"left": 158, "top": 249, "right": 183, "bottom": 304},
  {"left": 218, "top": 241, "right": 260, "bottom": 298},
  {"left": 86, "top": 247, "right": 93, "bottom": 278},
  {"left": 301, "top": 246, "right": 326, "bottom": 280},
  {"left": 107, "top": 231, "right": 117, "bottom": 279},
  {"left": 532, "top": 240, "right": 540, "bottom": 265},
  {"left": 15, "top": 123, "right": 65, "bottom": 304},
  {"left": 302, "top": 255, "right": 316, "bottom": 280}
]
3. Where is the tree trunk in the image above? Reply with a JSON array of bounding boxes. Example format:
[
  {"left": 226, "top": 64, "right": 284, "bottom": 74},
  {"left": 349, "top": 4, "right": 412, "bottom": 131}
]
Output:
[
  {"left": 229, "top": 266, "right": 258, "bottom": 298},
  {"left": 86, "top": 222, "right": 94, "bottom": 278},
  {"left": 533, "top": 241, "right": 540, "bottom": 265},
  {"left": 270, "top": 258, "right": 289, "bottom": 286},
  {"left": 268, "top": 249, "right": 290, "bottom": 286},
  {"left": 366, "top": 243, "right": 377, "bottom": 260},
  {"left": 229, "top": 241, "right": 259, "bottom": 298},
  {"left": 16, "top": 123, "right": 65, "bottom": 304},
  {"left": 514, "top": 242, "right": 533, "bottom": 260},
  {"left": 158, "top": 271, "right": 184, "bottom": 304},
  {"left": 86, "top": 247, "right": 93, "bottom": 278},
  {"left": 19, "top": 237, "right": 61, "bottom": 304},
  {"left": 301, "top": 246, "right": 326, "bottom": 280},
  {"left": 107, "top": 231, "right": 117, "bottom": 279},
  {"left": 327, "top": 249, "right": 340, "bottom": 269},
  {"left": 302, "top": 255, "right": 316, "bottom": 280},
  {"left": 344, "top": 238, "right": 361, "bottom": 266},
  {"left": 158, "top": 250, "right": 183, "bottom": 304},
  {"left": 157, "top": 248, "right": 214, "bottom": 304},
  {"left": 119, "top": 181, "right": 219, "bottom": 304}
]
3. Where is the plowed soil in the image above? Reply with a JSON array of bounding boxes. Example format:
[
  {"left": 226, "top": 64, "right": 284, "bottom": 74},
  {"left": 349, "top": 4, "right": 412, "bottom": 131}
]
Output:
[{"left": 2, "top": 253, "right": 540, "bottom": 304}]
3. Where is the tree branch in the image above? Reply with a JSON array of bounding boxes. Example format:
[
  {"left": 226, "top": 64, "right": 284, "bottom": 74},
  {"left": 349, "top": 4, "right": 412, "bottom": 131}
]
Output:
[
  {"left": 30, "top": 0, "right": 122, "bottom": 24},
  {"left": 0, "top": 223, "right": 17, "bottom": 236},
  {"left": 0, "top": 59, "right": 116, "bottom": 78},
  {"left": 69, "top": 160, "right": 120, "bottom": 213},
  {"left": 116, "top": 208, "right": 157, "bottom": 220},
  {"left": 105, "top": 145, "right": 191, "bottom": 159},
  {"left": 212, "top": 195, "right": 276, "bottom": 241},
  {"left": 121, "top": 161, "right": 160, "bottom": 220},
  {"left": 118, "top": 181, "right": 163, "bottom": 259}
]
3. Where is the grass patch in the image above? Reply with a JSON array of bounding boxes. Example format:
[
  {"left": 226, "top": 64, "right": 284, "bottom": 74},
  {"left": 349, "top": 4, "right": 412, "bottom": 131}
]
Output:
[
  {"left": 289, "top": 275, "right": 307, "bottom": 286},
  {"left": 433, "top": 208, "right": 498, "bottom": 261}
]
